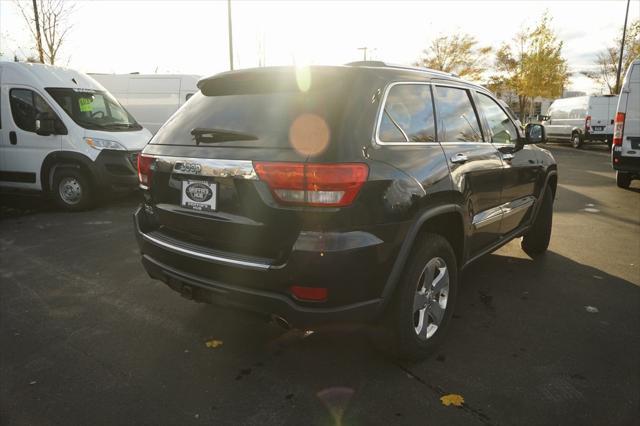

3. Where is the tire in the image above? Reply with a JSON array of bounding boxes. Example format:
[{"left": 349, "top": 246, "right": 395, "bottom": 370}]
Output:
[
  {"left": 571, "top": 132, "right": 583, "bottom": 149},
  {"left": 521, "top": 186, "right": 553, "bottom": 256},
  {"left": 616, "top": 171, "right": 631, "bottom": 189},
  {"left": 52, "top": 168, "right": 94, "bottom": 211},
  {"left": 377, "top": 234, "right": 458, "bottom": 361}
]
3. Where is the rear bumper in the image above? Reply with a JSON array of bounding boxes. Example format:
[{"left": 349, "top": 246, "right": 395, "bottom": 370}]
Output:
[
  {"left": 93, "top": 150, "right": 140, "bottom": 191},
  {"left": 612, "top": 151, "right": 640, "bottom": 174},
  {"left": 133, "top": 207, "right": 394, "bottom": 327},
  {"left": 586, "top": 132, "right": 612, "bottom": 142}
]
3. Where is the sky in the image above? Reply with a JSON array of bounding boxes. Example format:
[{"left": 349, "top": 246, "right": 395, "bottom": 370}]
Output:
[{"left": 1, "top": 0, "right": 638, "bottom": 94}]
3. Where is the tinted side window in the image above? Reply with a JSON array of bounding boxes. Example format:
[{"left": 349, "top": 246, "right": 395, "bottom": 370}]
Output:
[
  {"left": 476, "top": 93, "right": 518, "bottom": 144},
  {"left": 434, "top": 86, "right": 482, "bottom": 142},
  {"left": 10, "top": 89, "right": 57, "bottom": 133},
  {"left": 569, "top": 108, "right": 586, "bottom": 119},
  {"left": 549, "top": 107, "right": 568, "bottom": 119},
  {"left": 10, "top": 89, "right": 36, "bottom": 132},
  {"left": 379, "top": 84, "right": 436, "bottom": 142}
]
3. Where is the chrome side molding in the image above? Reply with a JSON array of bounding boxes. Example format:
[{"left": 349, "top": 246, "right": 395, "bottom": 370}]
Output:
[{"left": 472, "top": 196, "right": 536, "bottom": 229}]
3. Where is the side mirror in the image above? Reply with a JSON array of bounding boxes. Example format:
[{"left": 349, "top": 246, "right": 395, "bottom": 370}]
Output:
[
  {"left": 35, "top": 113, "right": 55, "bottom": 136},
  {"left": 524, "top": 123, "right": 545, "bottom": 144}
]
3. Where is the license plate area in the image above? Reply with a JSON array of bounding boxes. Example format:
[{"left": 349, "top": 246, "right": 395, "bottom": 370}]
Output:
[
  {"left": 181, "top": 180, "right": 217, "bottom": 211},
  {"left": 592, "top": 126, "right": 604, "bottom": 131}
]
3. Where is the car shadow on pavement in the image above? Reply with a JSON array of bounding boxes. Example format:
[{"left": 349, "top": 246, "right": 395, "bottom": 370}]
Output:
[
  {"left": 554, "top": 184, "right": 640, "bottom": 227},
  {"left": 161, "top": 249, "right": 639, "bottom": 425},
  {"left": 541, "top": 142, "right": 611, "bottom": 154}
]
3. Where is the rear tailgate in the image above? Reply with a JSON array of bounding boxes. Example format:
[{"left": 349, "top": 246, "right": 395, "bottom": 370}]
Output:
[{"left": 141, "top": 68, "right": 353, "bottom": 261}]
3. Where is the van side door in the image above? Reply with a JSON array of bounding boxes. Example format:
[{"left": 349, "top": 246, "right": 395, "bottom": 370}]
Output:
[
  {"left": 0, "top": 86, "right": 63, "bottom": 190},
  {"left": 544, "top": 105, "right": 568, "bottom": 140},
  {"left": 474, "top": 91, "right": 541, "bottom": 235},
  {"left": 434, "top": 84, "right": 505, "bottom": 257}
]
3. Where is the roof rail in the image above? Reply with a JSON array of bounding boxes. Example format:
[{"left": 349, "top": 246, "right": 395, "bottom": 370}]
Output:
[
  {"left": 345, "top": 60, "right": 458, "bottom": 78},
  {"left": 345, "top": 60, "right": 388, "bottom": 67}
]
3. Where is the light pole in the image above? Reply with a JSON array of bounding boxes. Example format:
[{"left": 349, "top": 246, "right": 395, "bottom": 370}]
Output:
[
  {"left": 615, "top": 0, "right": 630, "bottom": 93},
  {"left": 357, "top": 47, "right": 368, "bottom": 61},
  {"left": 228, "top": 0, "right": 234, "bottom": 70}
]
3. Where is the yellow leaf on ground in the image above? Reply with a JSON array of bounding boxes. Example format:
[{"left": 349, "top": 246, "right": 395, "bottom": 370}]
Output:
[
  {"left": 205, "top": 339, "right": 223, "bottom": 348},
  {"left": 440, "top": 393, "right": 464, "bottom": 407}
]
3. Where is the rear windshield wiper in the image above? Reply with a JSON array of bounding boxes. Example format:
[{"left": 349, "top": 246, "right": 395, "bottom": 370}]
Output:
[{"left": 191, "top": 127, "right": 258, "bottom": 144}]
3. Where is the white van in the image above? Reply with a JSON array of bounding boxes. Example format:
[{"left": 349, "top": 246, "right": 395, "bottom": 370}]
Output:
[
  {"left": 0, "top": 62, "right": 152, "bottom": 210},
  {"left": 542, "top": 95, "right": 619, "bottom": 148},
  {"left": 612, "top": 58, "right": 640, "bottom": 189},
  {"left": 90, "top": 74, "right": 200, "bottom": 134}
]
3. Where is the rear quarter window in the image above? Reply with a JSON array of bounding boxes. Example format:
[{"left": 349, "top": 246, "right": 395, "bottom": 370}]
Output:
[{"left": 378, "top": 84, "right": 436, "bottom": 143}]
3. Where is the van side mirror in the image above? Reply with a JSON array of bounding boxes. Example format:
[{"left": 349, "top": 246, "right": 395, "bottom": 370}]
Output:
[
  {"left": 524, "top": 123, "right": 545, "bottom": 144},
  {"left": 35, "top": 113, "right": 55, "bottom": 136}
]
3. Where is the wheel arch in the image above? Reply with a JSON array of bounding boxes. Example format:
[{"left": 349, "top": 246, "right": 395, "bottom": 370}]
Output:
[
  {"left": 377, "top": 204, "right": 465, "bottom": 313},
  {"left": 41, "top": 151, "right": 97, "bottom": 193}
]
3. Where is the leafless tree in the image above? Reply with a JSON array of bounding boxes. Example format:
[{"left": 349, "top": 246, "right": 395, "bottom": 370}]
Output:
[
  {"left": 15, "top": 0, "right": 75, "bottom": 65},
  {"left": 582, "top": 19, "right": 639, "bottom": 94}
]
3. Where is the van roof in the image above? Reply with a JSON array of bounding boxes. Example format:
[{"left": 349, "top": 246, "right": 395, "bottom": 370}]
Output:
[
  {"left": 0, "top": 61, "right": 104, "bottom": 91},
  {"left": 88, "top": 73, "right": 201, "bottom": 80}
]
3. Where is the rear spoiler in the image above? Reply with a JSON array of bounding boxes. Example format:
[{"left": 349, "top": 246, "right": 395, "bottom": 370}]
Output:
[{"left": 197, "top": 66, "right": 351, "bottom": 96}]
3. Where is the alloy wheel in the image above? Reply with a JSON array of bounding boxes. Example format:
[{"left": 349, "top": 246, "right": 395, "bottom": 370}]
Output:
[{"left": 412, "top": 257, "right": 450, "bottom": 340}]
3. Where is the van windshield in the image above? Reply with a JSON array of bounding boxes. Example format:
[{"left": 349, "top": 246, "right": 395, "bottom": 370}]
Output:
[{"left": 46, "top": 88, "right": 142, "bottom": 131}]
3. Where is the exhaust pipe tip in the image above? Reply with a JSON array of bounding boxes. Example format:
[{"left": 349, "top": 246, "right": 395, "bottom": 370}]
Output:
[{"left": 271, "top": 314, "right": 292, "bottom": 330}]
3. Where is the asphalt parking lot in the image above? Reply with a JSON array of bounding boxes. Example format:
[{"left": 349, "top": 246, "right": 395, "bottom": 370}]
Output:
[{"left": 1, "top": 143, "right": 638, "bottom": 426}]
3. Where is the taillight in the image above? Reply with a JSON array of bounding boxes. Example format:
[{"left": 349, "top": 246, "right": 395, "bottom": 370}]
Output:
[
  {"left": 137, "top": 153, "right": 155, "bottom": 188},
  {"left": 253, "top": 162, "right": 369, "bottom": 207},
  {"left": 585, "top": 115, "right": 591, "bottom": 131},
  {"left": 613, "top": 112, "right": 625, "bottom": 146}
]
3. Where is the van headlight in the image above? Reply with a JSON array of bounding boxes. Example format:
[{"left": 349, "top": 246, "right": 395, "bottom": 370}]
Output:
[{"left": 84, "top": 137, "right": 126, "bottom": 151}]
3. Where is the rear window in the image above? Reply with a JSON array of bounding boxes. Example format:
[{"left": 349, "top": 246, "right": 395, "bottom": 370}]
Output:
[{"left": 151, "top": 71, "right": 350, "bottom": 148}]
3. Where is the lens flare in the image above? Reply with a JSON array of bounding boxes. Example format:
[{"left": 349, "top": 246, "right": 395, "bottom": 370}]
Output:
[
  {"left": 289, "top": 113, "right": 330, "bottom": 157},
  {"left": 295, "top": 64, "right": 311, "bottom": 92},
  {"left": 317, "top": 386, "right": 355, "bottom": 426}
]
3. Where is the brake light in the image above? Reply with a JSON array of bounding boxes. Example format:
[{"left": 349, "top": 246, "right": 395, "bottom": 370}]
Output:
[
  {"left": 253, "top": 162, "right": 369, "bottom": 207},
  {"left": 585, "top": 115, "right": 591, "bottom": 131},
  {"left": 613, "top": 112, "right": 625, "bottom": 146},
  {"left": 137, "top": 153, "right": 155, "bottom": 188}
]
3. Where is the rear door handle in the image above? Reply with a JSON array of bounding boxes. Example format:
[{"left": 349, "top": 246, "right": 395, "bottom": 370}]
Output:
[
  {"left": 450, "top": 153, "right": 468, "bottom": 164},
  {"left": 9, "top": 131, "right": 17, "bottom": 145}
]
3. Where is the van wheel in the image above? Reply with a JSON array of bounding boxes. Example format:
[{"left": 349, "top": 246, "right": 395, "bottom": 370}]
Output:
[
  {"left": 571, "top": 132, "right": 583, "bottom": 148},
  {"left": 616, "top": 171, "right": 631, "bottom": 189},
  {"left": 52, "top": 169, "right": 93, "bottom": 211},
  {"left": 521, "top": 186, "right": 553, "bottom": 256},
  {"left": 376, "top": 234, "right": 458, "bottom": 361}
]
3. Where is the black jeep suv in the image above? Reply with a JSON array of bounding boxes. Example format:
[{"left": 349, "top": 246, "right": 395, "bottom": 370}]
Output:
[{"left": 134, "top": 62, "right": 557, "bottom": 359}]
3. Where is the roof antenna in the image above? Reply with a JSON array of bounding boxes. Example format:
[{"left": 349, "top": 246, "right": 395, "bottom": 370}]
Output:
[{"left": 72, "top": 78, "right": 77, "bottom": 85}]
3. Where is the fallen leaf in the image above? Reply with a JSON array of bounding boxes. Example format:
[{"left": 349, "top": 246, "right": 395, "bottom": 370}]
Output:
[
  {"left": 585, "top": 306, "right": 599, "bottom": 313},
  {"left": 440, "top": 393, "right": 464, "bottom": 407},
  {"left": 205, "top": 339, "right": 223, "bottom": 348}
]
